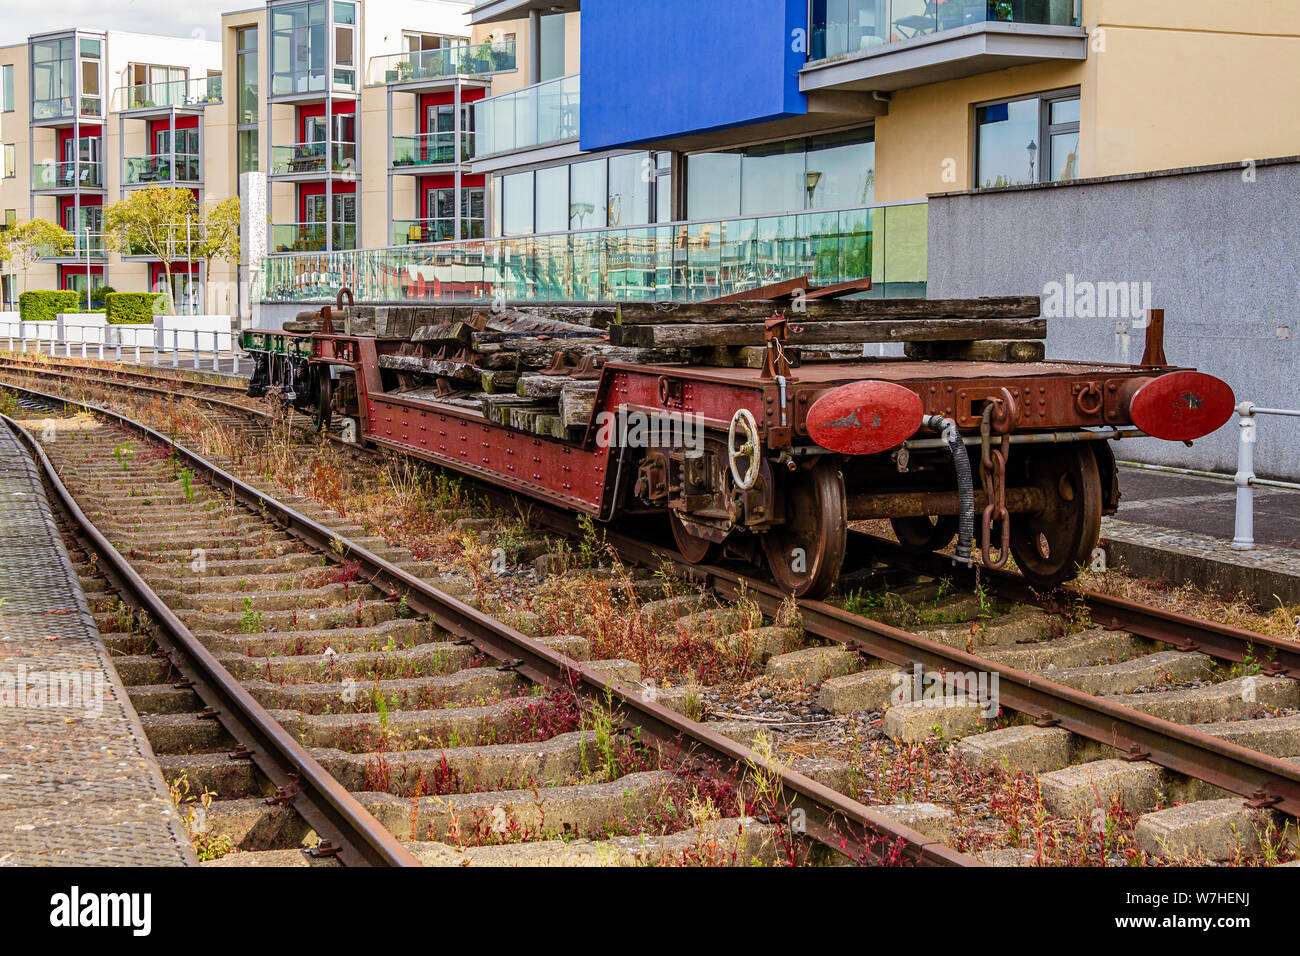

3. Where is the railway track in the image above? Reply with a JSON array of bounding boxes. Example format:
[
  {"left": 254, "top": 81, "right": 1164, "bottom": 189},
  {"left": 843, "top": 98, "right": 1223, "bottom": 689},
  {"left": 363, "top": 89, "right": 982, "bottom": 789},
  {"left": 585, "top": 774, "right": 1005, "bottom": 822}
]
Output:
[
  {"left": 1, "top": 382, "right": 966, "bottom": 866},
  {"left": 3, "top": 356, "right": 1298, "bottom": 865}
]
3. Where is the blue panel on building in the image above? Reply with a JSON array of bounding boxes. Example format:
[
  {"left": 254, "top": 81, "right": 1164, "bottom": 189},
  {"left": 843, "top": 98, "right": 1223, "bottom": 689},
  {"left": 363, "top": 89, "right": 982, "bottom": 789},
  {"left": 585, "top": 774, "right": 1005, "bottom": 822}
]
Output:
[{"left": 579, "top": 0, "right": 807, "bottom": 152}]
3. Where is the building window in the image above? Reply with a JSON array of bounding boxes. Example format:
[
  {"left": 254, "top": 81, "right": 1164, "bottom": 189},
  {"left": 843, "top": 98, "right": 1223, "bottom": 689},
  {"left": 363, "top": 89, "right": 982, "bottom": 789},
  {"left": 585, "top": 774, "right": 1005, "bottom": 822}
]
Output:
[
  {"left": 539, "top": 14, "right": 566, "bottom": 82},
  {"left": 685, "top": 129, "right": 874, "bottom": 220},
  {"left": 3, "top": 209, "right": 15, "bottom": 230},
  {"left": 271, "top": 1, "right": 327, "bottom": 95},
  {"left": 502, "top": 171, "right": 534, "bottom": 236},
  {"left": 3, "top": 145, "right": 14, "bottom": 179},
  {"left": 534, "top": 165, "right": 567, "bottom": 234},
  {"left": 31, "top": 37, "right": 75, "bottom": 120},
  {"left": 975, "top": 90, "right": 1080, "bottom": 188},
  {"left": 238, "top": 130, "right": 259, "bottom": 174},
  {"left": 1, "top": 65, "right": 13, "bottom": 112},
  {"left": 236, "top": 26, "right": 258, "bottom": 124}
]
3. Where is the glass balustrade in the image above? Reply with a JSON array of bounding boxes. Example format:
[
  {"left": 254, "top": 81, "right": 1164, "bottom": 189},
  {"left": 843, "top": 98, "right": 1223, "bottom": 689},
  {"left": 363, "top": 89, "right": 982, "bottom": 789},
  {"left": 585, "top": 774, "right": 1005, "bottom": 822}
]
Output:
[
  {"left": 472, "top": 74, "right": 579, "bottom": 159},
  {"left": 31, "top": 161, "right": 103, "bottom": 189},
  {"left": 391, "top": 132, "right": 473, "bottom": 167},
  {"left": 114, "top": 75, "right": 223, "bottom": 111},
  {"left": 271, "top": 222, "right": 357, "bottom": 253},
  {"left": 270, "top": 141, "right": 357, "bottom": 176},
  {"left": 368, "top": 39, "right": 517, "bottom": 85},
  {"left": 123, "top": 153, "right": 201, "bottom": 185},
  {"left": 257, "top": 201, "right": 928, "bottom": 303},
  {"left": 809, "top": 0, "right": 1080, "bottom": 60}
]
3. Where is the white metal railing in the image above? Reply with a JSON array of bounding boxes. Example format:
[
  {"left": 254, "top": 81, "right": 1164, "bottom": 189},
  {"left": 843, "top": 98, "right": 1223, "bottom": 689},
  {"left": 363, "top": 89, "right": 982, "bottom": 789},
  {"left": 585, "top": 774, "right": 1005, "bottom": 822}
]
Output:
[
  {"left": 1232, "top": 402, "right": 1300, "bottom": 550},
  {"left": 0, "top": 317, "right": 240, "bottom": 374}
]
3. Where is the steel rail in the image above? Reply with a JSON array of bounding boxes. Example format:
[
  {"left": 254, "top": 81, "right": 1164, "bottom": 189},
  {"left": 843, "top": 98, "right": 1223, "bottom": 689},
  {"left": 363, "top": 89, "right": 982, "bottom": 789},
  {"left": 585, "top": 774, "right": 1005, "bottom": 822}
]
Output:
[
  {"left": 846, "top": 531, "right": 1300, "bottom": 682},
  {"left": 0, "top": 411, "right": 420, "bottom": 868},
  {"left": 0, "top": 355, "right": 249, "bottom": 395},
  {"left": 2, "top": 383, "right": 974, "bottom": 867}
]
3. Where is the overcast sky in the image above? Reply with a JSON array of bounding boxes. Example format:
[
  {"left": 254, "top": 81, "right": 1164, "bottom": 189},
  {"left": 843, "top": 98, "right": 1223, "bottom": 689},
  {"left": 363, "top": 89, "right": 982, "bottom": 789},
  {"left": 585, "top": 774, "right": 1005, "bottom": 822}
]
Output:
[{"left": 0, "top": 0, "right": 227, "bottom": 42}]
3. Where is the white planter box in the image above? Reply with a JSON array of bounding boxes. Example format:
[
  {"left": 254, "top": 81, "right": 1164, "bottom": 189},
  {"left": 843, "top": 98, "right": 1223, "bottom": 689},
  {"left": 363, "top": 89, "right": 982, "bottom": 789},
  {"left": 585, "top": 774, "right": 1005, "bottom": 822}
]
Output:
[
  {"left": 155, "top": 315, "right": 233, "bottom": 351},
  {"left": 57, "top": 313, "right": 108, "bottom": 345},
  {"left": 106, "top": 323, "right": 156, "bottom": 348}
]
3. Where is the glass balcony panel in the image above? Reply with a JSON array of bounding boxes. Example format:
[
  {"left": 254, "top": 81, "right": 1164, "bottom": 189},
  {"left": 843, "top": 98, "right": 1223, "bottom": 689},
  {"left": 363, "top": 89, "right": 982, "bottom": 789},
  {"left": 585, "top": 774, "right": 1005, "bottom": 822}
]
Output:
[
  {"left": 115, "top": 75, "right": 223, "bottom": 112},
  {"left": 369, "top": 38, "right": 517, "bottom": 85},
  {"left": 31, "top": 161, "right": 102, "bottom": 189},
  {"left": 391, "top": 132, "right": 472, "bottom": 167},
  {"left": 471, "top": 74, "right": 578, "bottom": 159},
  {"left": 810, "top": 0, "right": 1079, "bottom": 61},
  {"left": 270, "top": 141, "right": 355, "bottom": 175},
  {"left": 255, "top": 201, "right": 923, "bottom": 305},
  {"left": 123, "top": 153, "right": 201, "bottom": 185}
]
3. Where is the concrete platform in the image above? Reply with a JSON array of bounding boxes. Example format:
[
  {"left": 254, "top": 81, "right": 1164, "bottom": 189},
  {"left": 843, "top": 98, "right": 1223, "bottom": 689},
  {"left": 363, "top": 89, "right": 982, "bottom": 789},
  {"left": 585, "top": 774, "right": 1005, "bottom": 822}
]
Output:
[
  {"left": 1102, "top": 465, "right": 1300, "bottom": 607},
  {"left": 0, "top": 423, "right": 195, "bottom": 866}
]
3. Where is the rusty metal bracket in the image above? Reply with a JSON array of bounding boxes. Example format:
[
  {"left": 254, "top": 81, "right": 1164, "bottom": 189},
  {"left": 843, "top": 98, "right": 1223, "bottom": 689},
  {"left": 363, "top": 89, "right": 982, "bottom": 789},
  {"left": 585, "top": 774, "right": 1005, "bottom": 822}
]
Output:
[
  {"left": 1141, "top": 308, "right": 1168, "bottom": 367},
  {"left": 979, "top": 403, "right": 1011, "bottom": 570},
  {"left": 1244, "top": 788, "right": 1282, "bottom": 810},
  {"left": 228, "top": 744, "right": 255, "bottom": 760},
  {"left": 308, "top": 840, "right": 343, "bottom": 858},
  {"left": 572, "top": 354, "right": 607, "bottom": 380},
  {"left": 1122, "top": 744, "right": 1152, "bottom": 762},
  {"left": 540, "top": 350, "right": 578, "bottom": 376},
  {"left": 761, "top": 313, "right": 791, "bottom": 380}
]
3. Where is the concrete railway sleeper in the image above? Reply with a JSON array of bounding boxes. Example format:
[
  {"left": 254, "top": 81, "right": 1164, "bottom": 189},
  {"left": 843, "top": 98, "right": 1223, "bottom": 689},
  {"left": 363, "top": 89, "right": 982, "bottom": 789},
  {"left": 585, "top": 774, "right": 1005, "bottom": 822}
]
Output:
[{"left": 1, "top": 386, "right": 968, "bottom": 867}]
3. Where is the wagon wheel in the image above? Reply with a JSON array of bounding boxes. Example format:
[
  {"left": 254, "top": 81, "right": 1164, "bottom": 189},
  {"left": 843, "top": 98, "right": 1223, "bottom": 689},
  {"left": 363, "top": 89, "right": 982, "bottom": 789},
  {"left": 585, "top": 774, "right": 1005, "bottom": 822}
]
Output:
[
  {"left": 669, "top": 510, "right": 722, "bottom": 565},
  {"left": 1008, "top": 444, "right": 1102, "bottom": 590},
  {"left": 313, "top": 366, "right": 333, "bottom": 433},
  {"left": 891, "top": 515, "right": 959, "bottom": 552},
  {"left": 762, "top": 460, "right": 847, "bottom": 599}
]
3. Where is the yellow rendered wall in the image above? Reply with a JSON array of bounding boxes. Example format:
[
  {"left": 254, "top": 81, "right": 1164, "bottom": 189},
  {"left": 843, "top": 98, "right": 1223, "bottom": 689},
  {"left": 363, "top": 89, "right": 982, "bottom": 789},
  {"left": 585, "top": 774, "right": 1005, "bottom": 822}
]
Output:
[{"left": 873, "top": 0, "right": 1300, "bottom": 203}]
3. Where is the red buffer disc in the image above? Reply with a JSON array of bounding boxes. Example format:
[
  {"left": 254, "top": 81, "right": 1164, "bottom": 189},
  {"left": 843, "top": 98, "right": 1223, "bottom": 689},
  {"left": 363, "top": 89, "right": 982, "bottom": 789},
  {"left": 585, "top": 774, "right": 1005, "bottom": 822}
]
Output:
[
  {"left": 806, "top": 380, "right": 924, "bottom": 456},
  {"left": 1129, "top": 371, "right": 1235, "bottom": 441}
]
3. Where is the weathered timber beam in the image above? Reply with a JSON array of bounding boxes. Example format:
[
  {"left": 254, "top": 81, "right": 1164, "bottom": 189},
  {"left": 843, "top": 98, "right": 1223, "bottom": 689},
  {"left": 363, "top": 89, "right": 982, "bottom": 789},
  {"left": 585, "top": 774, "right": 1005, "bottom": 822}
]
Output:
[{"left": 614, "top": 317, "right": 1048, "bottom": 349}]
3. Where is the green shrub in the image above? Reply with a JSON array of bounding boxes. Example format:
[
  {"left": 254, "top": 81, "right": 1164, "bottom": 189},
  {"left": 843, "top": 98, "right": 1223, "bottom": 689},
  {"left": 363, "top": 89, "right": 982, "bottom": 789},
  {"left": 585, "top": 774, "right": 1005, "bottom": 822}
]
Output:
[
  {"left": 105, "top": 292, "right": 163, "bottom": 325},
  {"left": 19, "top": 290, "right": 82, "bottom": 322}
]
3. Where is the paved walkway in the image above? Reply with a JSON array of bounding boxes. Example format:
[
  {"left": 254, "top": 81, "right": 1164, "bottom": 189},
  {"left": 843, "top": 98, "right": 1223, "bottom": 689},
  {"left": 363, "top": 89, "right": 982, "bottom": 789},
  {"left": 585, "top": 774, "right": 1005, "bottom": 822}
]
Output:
[
  {"left": 0, "top": 422, "right": 195, "bottom": 866},
  {"left": 1103, "top": 466, "right": 1300, "bottom": 605}
]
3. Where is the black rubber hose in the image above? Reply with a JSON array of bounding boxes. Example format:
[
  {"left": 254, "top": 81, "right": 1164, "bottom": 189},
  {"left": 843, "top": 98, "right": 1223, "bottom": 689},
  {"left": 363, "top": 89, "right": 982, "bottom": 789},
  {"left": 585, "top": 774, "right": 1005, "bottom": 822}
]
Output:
[{"left": 923, "top": 414, "right": 974, "bottom": 566}]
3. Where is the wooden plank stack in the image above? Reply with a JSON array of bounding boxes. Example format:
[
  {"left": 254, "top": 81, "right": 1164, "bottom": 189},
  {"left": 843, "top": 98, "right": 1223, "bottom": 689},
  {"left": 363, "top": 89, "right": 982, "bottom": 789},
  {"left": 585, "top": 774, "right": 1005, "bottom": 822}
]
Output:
[{"left": 287, "top": 295, "right": 1046, "bottom": 440}]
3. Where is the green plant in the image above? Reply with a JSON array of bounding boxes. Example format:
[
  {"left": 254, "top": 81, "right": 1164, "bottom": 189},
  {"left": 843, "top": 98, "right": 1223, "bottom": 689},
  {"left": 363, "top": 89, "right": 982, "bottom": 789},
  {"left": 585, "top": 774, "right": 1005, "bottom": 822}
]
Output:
[
  {"left": 105, "top": 292, "right": 163, "bottom": 324},
  {"left": 180, "top": 467, "right": 195, "bottom": 502},
  {"left": 239, "top": 597, "right": 265, "bottom": 634},
  {"left": 18, "top": 290, "right": 81, "bottom": 322},
  {"left": 112, "top": 441, "right": 135, "bottom": 471},
  {"left": 576, "top": 513, "right": 605, "bottom": 568}
]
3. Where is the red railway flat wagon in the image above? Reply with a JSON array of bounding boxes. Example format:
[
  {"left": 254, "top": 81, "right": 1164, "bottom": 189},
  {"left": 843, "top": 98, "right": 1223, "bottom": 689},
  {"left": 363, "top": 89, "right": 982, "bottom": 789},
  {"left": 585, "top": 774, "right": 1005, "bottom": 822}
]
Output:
[{"left": 246, "top": 296, "right": 1234, "bottom": 599}]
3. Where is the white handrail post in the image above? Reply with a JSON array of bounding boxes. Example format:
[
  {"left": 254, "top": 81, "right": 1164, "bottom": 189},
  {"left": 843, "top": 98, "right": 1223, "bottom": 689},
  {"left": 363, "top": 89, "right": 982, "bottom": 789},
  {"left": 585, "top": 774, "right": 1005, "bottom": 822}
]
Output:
[
  {"left": 81, "top": 330, "right": 88, "bottom": 358},
  {"left": 173, "top": 328, "right": 180, "bottom": 367},
  {"left": 1232, "top": 402, "right": 1256, "bottom": 551},
  {"left": 193, "top": 329, "right": 201, "bottom": 370},
  {"left": 211, "top": 330, "right": 220, "bottom": 371}
]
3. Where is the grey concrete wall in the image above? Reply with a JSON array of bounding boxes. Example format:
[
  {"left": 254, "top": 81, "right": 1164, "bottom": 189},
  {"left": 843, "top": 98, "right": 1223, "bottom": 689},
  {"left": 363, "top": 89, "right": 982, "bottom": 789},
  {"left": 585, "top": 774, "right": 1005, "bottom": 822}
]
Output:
[{"left": 927, "top": 158, "right": 1300, "bottom": 480}]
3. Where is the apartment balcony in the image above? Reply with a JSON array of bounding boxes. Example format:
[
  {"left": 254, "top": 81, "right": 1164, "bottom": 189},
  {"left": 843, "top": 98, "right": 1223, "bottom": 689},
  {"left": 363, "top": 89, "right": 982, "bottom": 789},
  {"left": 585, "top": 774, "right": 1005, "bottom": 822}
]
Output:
[
  {"left": 37, "top": 234, "right": 107, "bottom": 260},
  {"left": 269, "top": 142, "right": 358, "bottom": 179},
  {"left": 801, "top": 0, "right": 1086, "bottom": 94},
  {"left": 471, "top": 74, "right": 579, "bottom": 166},
  {"left": 31, "top": 161, "right": 104, "bottom": 192},
  {"left": 123, "top": 153, "right": 201, "bottom": 187},
  {"left": 391, "top": 218, "right": 486, "bottom": 245},
  {"left": 391, "top": 132, "right": 474, "bottom": 172},
  {"left": 271, "top": 222, "right": 357, "bottom": 254},
  {"left": 114, "top": 75, "right": 223, "bottom": 114},
  {"left": 368, "top": 39, "right": 517, "bottom": 87},
  {"left": 31, "top": 95, "right": 103, "bottom": 125}
]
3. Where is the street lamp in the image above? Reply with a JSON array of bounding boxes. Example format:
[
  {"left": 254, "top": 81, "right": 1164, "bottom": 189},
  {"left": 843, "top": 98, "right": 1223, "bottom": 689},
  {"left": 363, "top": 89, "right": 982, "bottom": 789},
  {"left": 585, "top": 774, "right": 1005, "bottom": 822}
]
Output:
[
  {"left": 805, "top": 170, "right": 822, "bottom": 208},
  {"left": 1027, "top": 140, "right": 1039, "bottom": 182}
]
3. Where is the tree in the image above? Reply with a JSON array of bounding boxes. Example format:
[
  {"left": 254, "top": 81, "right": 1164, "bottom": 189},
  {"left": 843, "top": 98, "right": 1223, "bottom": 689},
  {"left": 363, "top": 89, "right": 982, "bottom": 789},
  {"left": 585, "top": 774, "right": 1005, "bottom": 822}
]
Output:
[
  {"left": 103, "top": 186, "right": 199, "bottom": 314},
  {"left": 0, "top": 218, "right": 73, "bottom": 296},
  {"left": 193, "top": 197, "right": 241, "bottom": 312}
]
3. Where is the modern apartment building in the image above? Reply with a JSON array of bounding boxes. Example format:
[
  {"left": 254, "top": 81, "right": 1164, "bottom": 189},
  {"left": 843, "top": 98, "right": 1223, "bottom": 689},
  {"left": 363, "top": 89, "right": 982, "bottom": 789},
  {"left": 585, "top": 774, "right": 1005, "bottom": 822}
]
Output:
[
  {"left": 0, "top": 0, "right": 508, "bottom": 308},
  {"left": 0, "top": 29, "right": 223, "bottom": 307}
]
